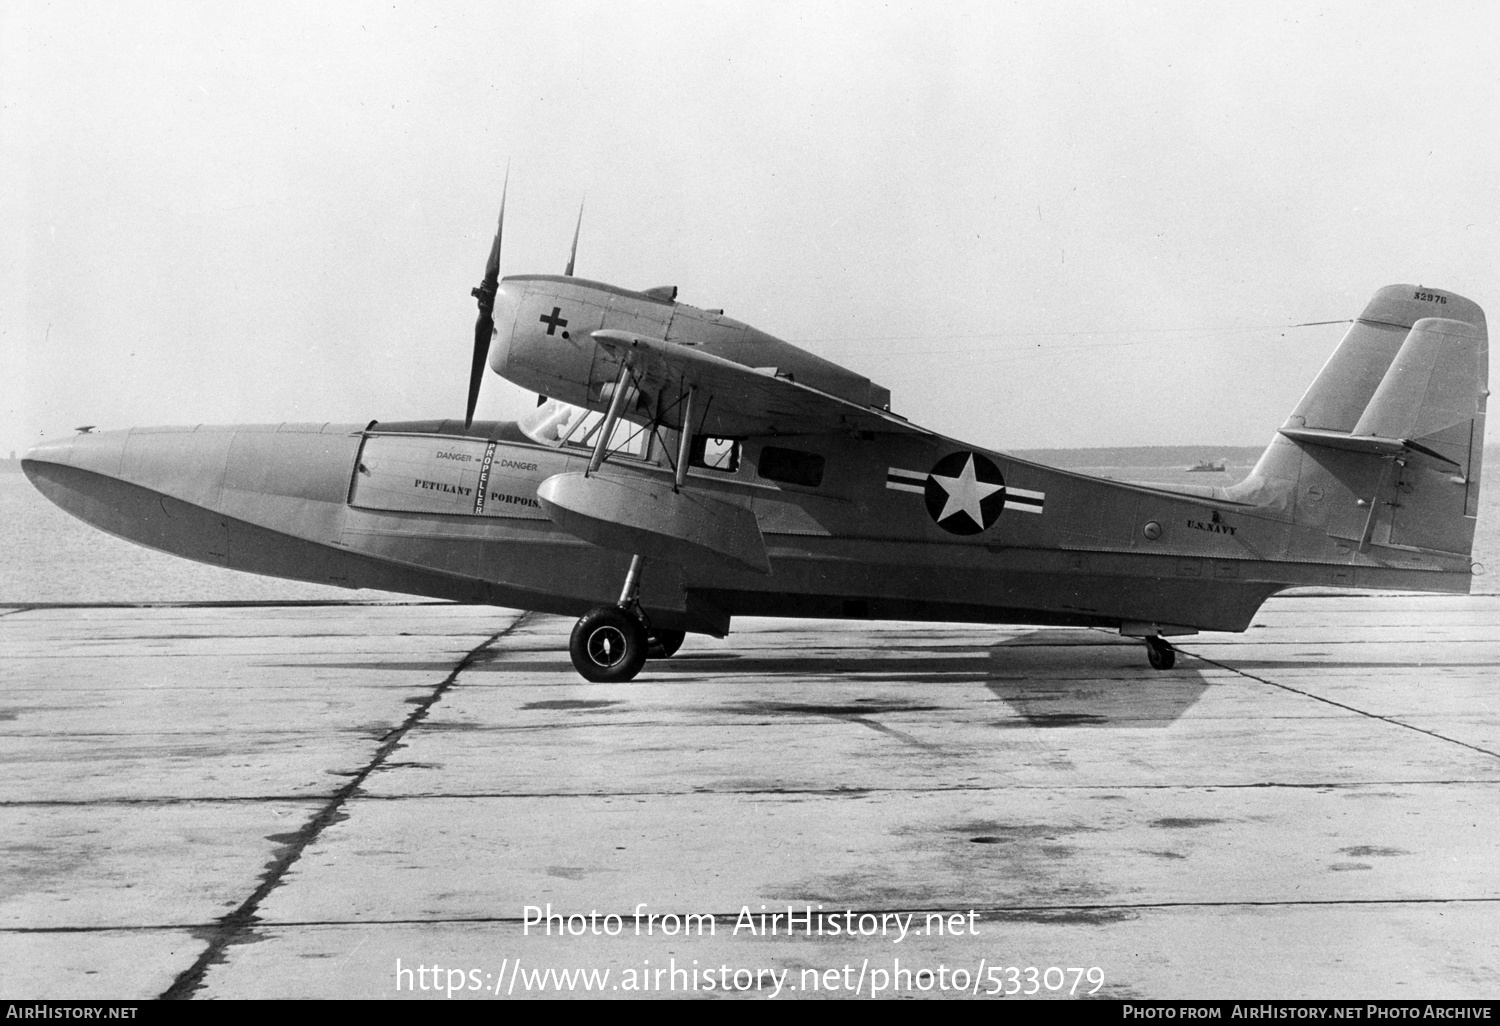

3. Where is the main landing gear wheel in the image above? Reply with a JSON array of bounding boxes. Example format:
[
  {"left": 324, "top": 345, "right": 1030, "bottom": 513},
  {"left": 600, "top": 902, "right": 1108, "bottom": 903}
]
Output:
[
  {"left": 647, "top": 629, "right": 686, "bottom": 659},
  {"left": 1145, "top": 635, "right": 1176, "bottom": 670},
  {"left": 570, "top": 606, "right": 648, "bottom": 683}
]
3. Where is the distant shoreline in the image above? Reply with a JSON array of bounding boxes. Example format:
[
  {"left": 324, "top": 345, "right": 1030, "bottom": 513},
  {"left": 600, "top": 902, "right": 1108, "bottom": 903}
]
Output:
[{"left": 1008, "top": 445, "right": 1265, "bottom": 469}]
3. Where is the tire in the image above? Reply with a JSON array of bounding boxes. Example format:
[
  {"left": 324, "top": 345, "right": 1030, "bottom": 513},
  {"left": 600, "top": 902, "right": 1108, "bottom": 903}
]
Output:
[
  {"left": 569, "top": 606, "right": 648, "bottom": 682},
  {"left": 1145, "top": 636, "right": 1176, "bottom": 670},
  {"left": 647, "top": 629, "right": 686, "bottom": 659}
]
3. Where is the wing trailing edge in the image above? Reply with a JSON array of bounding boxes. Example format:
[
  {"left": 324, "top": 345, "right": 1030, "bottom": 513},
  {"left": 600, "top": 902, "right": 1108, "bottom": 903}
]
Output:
[{"left": 591, "top": 329, "right": 930, "bottom": 439}]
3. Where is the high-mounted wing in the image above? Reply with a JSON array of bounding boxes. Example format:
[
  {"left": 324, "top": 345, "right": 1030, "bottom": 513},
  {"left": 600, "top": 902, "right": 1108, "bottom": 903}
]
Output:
[
  {"left": 527, "top": 329, "right": 927, "bottom": 576},
  {"left": 591, "top": 329, "right": 931, "bottom": 439}
]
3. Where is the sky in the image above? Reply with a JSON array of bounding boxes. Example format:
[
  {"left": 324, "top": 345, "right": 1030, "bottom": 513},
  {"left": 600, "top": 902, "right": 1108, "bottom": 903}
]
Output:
[{"left": 3, "top": 0, "right": 1498, "bottom": 456}]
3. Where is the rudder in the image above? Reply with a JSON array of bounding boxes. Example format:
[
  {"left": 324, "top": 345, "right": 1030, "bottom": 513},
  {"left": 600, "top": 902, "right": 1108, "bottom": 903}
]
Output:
[{"left": 1229, "top": 284, "right": 1487, "bottom": 560}]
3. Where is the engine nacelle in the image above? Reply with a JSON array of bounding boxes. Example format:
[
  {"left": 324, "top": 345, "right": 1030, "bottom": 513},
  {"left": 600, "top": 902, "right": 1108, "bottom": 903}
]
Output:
[{"left": 489, "top": 274, "right": 892, "bottom": 419}]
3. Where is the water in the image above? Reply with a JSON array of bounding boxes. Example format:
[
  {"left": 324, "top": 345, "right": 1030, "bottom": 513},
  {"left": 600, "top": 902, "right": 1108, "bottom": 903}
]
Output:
[
  {"left": 3, "top": 450, "right": 1497, "bottom": 602},
  {"left": 0, "top": 470, "right": 412, "bottom": 604}
]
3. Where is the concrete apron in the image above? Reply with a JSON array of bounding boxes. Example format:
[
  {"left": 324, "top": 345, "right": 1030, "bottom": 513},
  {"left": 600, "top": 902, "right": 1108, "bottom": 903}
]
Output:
[{"left": 1, "top": 596, "right": 1497, "bottom": 999}]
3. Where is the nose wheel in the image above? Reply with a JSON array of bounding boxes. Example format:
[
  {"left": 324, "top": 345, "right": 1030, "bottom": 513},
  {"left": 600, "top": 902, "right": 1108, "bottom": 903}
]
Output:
[{"left": 1144, "top": 635, "right": 1176, "bottom": 670}]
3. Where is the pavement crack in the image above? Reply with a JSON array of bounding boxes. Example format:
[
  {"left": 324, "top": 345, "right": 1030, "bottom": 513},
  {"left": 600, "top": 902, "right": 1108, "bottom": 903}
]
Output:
[
  {"left": 845, "top": 715, "right": 945, "bottom": 752},
  {"left": 1181, "top": 649, "right": 1500, "bottom": 761},
  {"left": 158, "top": 612, "right": 531, "bottom": 1000}
]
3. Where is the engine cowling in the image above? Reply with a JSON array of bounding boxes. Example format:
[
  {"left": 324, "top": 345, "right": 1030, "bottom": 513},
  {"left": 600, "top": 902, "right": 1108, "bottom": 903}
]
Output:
[{"left": 488, "top": 274, "right": 893, "bottom": 416}]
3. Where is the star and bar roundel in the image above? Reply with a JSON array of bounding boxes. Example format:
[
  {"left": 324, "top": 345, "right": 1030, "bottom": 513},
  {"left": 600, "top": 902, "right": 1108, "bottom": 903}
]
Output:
[{"left": 886, "top": 451, "right": 1046, "bottom": 535}]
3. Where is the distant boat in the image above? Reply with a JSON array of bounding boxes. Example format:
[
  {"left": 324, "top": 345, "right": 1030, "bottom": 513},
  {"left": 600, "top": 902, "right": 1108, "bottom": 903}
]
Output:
[{"left": 1187, "top": 458, "right": 1227, "bottom": 473}]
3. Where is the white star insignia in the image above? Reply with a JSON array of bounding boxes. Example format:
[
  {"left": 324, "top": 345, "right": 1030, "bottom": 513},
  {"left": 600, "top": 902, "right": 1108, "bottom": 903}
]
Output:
[{"left": 929, "top": 454, "right": 1004, "bottom": 526}]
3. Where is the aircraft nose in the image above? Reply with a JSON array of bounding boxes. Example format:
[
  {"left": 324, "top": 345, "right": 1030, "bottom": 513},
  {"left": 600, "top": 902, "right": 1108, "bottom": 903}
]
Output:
[
  {"left": 22, "top": 435, "right": 77, "bottom": 469},
  {"left": 22, "top": 429, "right": 134, "bottom": 534},
  {"left": 21, "top": 436, "right": 78, "bottom": 508},
  {"left": 23, "top": 430, "right": 126, "bottom": 479}
]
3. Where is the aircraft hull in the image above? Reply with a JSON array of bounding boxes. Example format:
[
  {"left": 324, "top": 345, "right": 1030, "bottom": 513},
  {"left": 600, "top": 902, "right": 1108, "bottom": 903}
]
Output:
[{"left": 23, "top": 421, "right": 1472, "bottom": 638}]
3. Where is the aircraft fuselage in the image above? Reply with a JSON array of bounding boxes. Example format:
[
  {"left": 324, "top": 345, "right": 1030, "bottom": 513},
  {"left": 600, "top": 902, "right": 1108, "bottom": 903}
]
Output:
[
  {"left": 22, "top": 412, "right": 1470, "bottom": 640},
  {"left": 23, "top": 275, "right": 1482, "bottom": 655}
]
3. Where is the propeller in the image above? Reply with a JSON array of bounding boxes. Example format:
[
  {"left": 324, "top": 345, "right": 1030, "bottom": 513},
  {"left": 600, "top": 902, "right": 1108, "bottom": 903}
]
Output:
[
  {"left": 465, "top": 167, "right": 508, "bottom": 428},
  {"left": 564, "top": 199, "right": 584, "bottom": 276}
]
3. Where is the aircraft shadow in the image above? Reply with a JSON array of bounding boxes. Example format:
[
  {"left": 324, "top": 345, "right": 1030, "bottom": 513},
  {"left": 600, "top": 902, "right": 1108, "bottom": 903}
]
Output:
[
  {"left": 265, "top": 630, "right": 1211, "bottom": 726},
  {"left": 654, "top": 629, "right": 1213, "bottom": 727},
  {"left": 983, "top": 631, "right": 1210, "bottom": 727},
  {"left": 262, "top": 661, "right": 465, "bottom": 673}
]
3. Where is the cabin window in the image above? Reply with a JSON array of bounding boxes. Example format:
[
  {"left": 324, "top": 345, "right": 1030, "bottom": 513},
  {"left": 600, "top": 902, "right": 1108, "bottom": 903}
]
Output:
[
  {"left": 520, "top": 401, "right": 593, "bottom": 446},
  {"left": 757, "top": 446, "right": 824, "bottom": 488},
  {"left": 519, "top": 400, "right": 650, "bottom": 459},
  {"left": 569, "top": 414, "right": 649, "bottom": 458},
  {"left": 690, "top": 436, "right": 740, "bottom": 472}
]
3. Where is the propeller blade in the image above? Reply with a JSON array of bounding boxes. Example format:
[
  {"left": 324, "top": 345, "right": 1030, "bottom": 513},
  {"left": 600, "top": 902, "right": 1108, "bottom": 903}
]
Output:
[
  {"left": 564, "top": 199, "right": 584, "bottom": 276},
  {"left": 465, "top": 310, "right": 493, "bottom": 427},
  {"left": 466, "top": 167, "right": 508, "bottom": 428},
  {"left": 481, "top": 168, "right": 508, "bottom": 287}
]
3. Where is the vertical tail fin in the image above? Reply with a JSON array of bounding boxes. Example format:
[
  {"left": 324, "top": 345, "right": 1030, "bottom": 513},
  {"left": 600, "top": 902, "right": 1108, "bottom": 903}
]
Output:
[{"left": 1229, "top": 285, "right": 1487, "bottom": 558}]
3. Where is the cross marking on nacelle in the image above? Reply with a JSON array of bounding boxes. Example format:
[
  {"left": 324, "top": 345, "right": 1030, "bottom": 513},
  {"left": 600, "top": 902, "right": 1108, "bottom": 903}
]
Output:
[{"left": 539, "top": 307, "right": 569, "bottom": 335}]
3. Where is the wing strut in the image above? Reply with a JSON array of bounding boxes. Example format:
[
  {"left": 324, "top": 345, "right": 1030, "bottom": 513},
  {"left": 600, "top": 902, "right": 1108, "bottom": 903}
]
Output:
[
  {"left": 586, "top": 361, "right": 634, "bottom": 475},
  {"left": 673, "top": 387, "right": 696, "bottom": 491}
]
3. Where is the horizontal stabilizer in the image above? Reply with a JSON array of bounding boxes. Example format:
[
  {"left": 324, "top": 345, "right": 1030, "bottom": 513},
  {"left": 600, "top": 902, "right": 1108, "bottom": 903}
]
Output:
[
  {"left": 537, "top": 471, "right": 770, "bottom": 575},
  {"left": 1278, "top": 426, "right": 1457, "bottom": 466}
]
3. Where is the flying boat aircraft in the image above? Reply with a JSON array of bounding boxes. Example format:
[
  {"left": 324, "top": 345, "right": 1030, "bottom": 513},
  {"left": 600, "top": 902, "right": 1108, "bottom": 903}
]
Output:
[{"left": 24, "top": 188, "right": 1488, "bottom": 681}]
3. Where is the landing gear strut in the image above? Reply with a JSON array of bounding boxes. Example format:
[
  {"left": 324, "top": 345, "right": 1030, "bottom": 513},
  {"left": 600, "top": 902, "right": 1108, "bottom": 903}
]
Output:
[
  {"left": 569, "top": 554, "right": 648, "bottom": 682},
  {"left": 1144, "top": 635, "right": 1176, "bottom": 670},
  {"left": 568, "top": 554, "right": 685, "bottom": 681}
]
